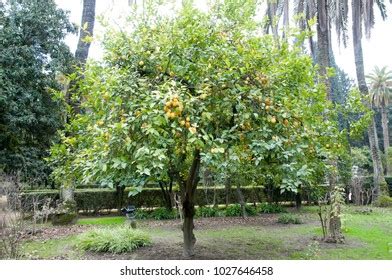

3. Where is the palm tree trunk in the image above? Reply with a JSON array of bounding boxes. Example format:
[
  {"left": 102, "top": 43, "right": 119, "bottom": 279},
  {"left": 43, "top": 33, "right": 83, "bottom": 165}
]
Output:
[
  {"left": 75, "top": 0, "right": 96, "bottom": 65},
  {"left": 381, "top": 106, "right": 390, "bottom": 175},
  {"left": 352, "top": 0, "right": 384, "bottom": 201},
  {"left": 317, "top": 0, "right": 331, "bottom": 97}
]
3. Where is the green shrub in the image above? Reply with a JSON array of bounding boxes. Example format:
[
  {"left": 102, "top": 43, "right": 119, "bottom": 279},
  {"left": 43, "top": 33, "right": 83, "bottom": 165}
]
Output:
[
  {"left": 376, "top": 195, "right": 392, "bottom": 208},
  {"left": 258, "top": 203, "right": 287, "bottom": 213},
  {"left": 77, "top": 227, "right": 151, "bottom": 253},
  {"left": 134, "top": 209, "right": 151, "bottom": 220},
  {"left": 196, "top": 206, "right": 218, "bottom": 218},
  {"left": 224, "top": 204, "right": 258, "bottom": 217},
  {"left": 277, "top": 213, "right": 302, "bottom": 224},
  {"left": 150, "top": 207, "right": 176, "bottom": 220}
]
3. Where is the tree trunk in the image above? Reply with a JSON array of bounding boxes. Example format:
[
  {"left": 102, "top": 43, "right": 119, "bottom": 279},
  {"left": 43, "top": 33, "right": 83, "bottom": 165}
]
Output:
[
  {"left": 352, "top": 0, "right": 384, "bottom": 202},
  {"left": 295, "top": 192, "right": 302, "bottom": 209},
  {"left": 115, "top": 185, "right": 125, "bottom": 213},
  {"left": 224, "top": 177, "right": 231, "bottom": 207},
  {"left": 181, "top": 150, "right": 201, "bottom": 258},
  {"left": 75, "top": 0, "right": 96, "bottom": 65},
  {"left": 381, "top": 106, "right": 390, "bottom": 175},
  {"left": 236, "top": 185, "right": 246, "bottom": 218},
  {"left": 266, "top": 1, "right": 279, "bottom": 39},
  {"left": 317, "top": 0, "right": 331, "bottom": 97},
  {"left": 282, "top": 0, "right": 289, "bottom": 39},
  {"left": 159, "top": 181, "right": 173, "bottom": 210}
]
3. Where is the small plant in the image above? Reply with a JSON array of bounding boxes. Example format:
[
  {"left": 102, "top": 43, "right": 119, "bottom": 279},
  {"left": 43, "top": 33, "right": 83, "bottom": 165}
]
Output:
[
  {"left": 150, "top": 207, "right": 176, "bottom": 220},
  {"left": 278, "top": 213, "right": 302, "bottom": 224},
  {"left": 134, "top": 209, "right": 151, "bottom": 220},
  {"left": 376, "top": 195, "right": 392, "bottom": 208},
  {"left": 196, "top": 206, "right": 218, "bottom": 218},
  {"left": 77, "top": 226, "right": 151, "bottom": 253},
  {"left": 302, "top": 241, "right": 321, "bottom": 260},
  {"left": 258, "top": 202, "right": 287, "bottom": 214},
  {"left": 224, "top": 204, "right": 257, "bottom": 217},
  {"left": 224, "top": 204, "right": 243, "bottom": 217}
]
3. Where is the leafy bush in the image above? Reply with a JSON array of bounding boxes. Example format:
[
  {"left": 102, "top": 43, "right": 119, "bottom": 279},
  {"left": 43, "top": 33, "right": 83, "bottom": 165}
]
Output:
[
  {"left": 134, "top": 210, "right": 151, "bottom": 220},
  {"left": 376, "top": 195, "right": 392, "bottom": 208},
  {"left": 258, "top": 203, "right": 287, "bottom": 213},
  {"left": 224, "top": 204, "right": 258, "bottom": 217},
  {"left": 196, "top": 206, "right": 218, "bottom": 218},
  {"left": 277, "top": 213, "right": 302, "bottom": 224},
  {"left": 224, "top": 204, "right": 243, "bottom": 217},
  {"left": 77, "top": 227, "right": 151, "bottom": 253},
  {"left": 150, "top": 207, "right": 176, "bottom": 220}
]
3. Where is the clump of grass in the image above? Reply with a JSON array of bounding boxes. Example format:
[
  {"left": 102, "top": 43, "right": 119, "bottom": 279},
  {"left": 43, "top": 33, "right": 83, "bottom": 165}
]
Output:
[
  {"left": 77, "top": 226, "right": 151, "bottom": 253},
  {"left": 277, "top": 213, "right": 302, "bottom": 224}
]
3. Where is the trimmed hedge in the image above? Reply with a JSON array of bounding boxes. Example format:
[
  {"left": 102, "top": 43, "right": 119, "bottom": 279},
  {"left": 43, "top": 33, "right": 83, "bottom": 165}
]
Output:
[{"left": 21, "top": 186, "right": 267, "bottom": 213}]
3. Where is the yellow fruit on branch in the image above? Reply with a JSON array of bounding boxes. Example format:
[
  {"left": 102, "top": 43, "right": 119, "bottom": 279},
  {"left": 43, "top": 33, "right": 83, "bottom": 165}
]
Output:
[
  {"left": 180, "top": 120, "right": 186, "bottom": 126},
  {"left": 265, "top": 97, "right": 272, "bottom": 106},
  {"left": 186, "top": 116, "right": 190, "bottom": 122},
  {"left": 138, "top": 60, "right": 144, "bottom": 66},
  {"left": 189, "top": 127, "right": 197, "bottom": 134},
  {"left": 283, "top": 119, "right": 289, "bottom": 126},
  {"left": 185, "top": 121, "right": 191, "bottom": 128},
  {"left": 270, "top": 116, "right": 277, "bottom": 124}
]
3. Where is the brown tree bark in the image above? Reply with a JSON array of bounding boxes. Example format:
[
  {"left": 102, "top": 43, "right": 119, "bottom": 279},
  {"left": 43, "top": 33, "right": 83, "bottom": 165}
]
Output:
[
  {"left": 381, "top": 106, "right": 390, "bottom": 175},
  {"left": 181, "top": 150, "right": 201, "bottom": 258},
  {"left": 352, "top": 0, "right": 385, "bottom": 202},
  {"left": 236, "top": 185, "right": 247, "bottom": 218},
  {"left": 75, "top": 0, "right": 96, "bottom": 65}
]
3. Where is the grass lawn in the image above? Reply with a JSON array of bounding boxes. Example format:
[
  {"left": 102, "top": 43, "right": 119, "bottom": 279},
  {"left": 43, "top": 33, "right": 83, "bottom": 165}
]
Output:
[{"left": 20, "top": 206, "right": 392, "bottom": 260}]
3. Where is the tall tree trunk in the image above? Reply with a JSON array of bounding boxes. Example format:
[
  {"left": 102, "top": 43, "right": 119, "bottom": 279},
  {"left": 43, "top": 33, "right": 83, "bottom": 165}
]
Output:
[
  {"left": 266, "top": 1, "right": 279, "bottom": 39},
  {"left": 317, "top": 0, "right": 331, "bottom": 97},
  {"left": 352, "top": 0, "right": 384, "bottom": 201},
  {"left": 224, "top": 176, "right": 231, "bottom": 207},
  {"left": 75, "top": 0, "right": 96, "bottom": 65},
  {"left": 66, "top": 0, "right": 96, "bottom": 117},
  {"left": 381, "top": 106, "right": 390, "bottom": 175},
  {"left": 181, "top": 150, "right": 201, "bottom": 258},
  {"left": 282, "top": 0, "right": 289, "bottom": 39}
]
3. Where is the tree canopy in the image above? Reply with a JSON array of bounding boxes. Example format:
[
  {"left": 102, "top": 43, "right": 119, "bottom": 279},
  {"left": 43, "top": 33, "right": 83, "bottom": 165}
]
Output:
[{"left": 0, "top": 0, "right": 75, "bottom": 183}]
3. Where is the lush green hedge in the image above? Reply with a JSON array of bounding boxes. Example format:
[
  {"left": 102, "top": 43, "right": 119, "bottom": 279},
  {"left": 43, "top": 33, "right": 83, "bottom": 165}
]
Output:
[{"left": 21, "top": 186, "right": 267, "bottom": 213}]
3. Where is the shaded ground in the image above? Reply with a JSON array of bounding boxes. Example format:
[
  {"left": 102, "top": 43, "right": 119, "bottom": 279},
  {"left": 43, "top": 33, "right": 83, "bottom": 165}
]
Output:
[{"left": 19, "top": 206, "right": 392, "bottom": 260}]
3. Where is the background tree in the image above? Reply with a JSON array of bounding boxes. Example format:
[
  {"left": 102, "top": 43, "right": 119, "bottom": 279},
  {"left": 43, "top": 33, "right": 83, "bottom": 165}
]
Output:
[
  {"left": 367, "top": 66, "right": 392, "bottom": 175},
  {"left": 351, "top": 0, "right": 389, "bottom": 201},
  {"left": 0, "top": 0, "right": 75, "bottom": 184}
]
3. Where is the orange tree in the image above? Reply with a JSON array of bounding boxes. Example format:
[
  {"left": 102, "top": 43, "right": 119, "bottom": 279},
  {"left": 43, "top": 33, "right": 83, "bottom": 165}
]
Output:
[{"left": 49, "top": 3, "right": 346, "bottom": 256}]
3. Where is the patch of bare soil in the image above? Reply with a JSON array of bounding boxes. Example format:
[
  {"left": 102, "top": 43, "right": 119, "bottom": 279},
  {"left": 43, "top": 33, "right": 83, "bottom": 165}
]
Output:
[
  {"left": 139, "top": 215, "right": 281, "bottom": 231},
  {"left": 21, "top": 225, "right": 90, "bottom": 241}
]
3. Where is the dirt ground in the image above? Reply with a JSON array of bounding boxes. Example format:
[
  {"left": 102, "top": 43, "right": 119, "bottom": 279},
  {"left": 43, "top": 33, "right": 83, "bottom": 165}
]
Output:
[{"left": 24, "top": 214, "right": 321, "bottom": 260}]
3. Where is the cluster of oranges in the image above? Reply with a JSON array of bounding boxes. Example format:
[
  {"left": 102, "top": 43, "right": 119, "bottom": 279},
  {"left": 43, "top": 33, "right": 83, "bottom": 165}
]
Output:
[
  {"left": 163, "top": 96, "right": 196, "bottom": 134},
  {"left": 164, "top": 95, "right": 183, "bottom": 119}
]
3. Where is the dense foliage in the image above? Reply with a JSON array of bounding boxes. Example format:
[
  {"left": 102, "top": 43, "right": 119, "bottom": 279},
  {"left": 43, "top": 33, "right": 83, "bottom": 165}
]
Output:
[{"left": 0, "top": 0, "right": 74, "bottom": 183}]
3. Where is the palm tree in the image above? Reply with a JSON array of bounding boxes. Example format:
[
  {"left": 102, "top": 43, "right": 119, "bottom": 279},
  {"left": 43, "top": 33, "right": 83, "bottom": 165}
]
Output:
[
  {"left": 350, "top": 0, "right": 389, "bottom": 201},
  {"left": 367, "top": 66, "right": 392, "bottom": 175}
]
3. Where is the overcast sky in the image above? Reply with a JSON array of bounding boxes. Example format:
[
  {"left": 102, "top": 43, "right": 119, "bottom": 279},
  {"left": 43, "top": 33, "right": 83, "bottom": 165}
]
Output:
[{"left": 56, "top": 0, "right": 392, "bottom": 82}]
